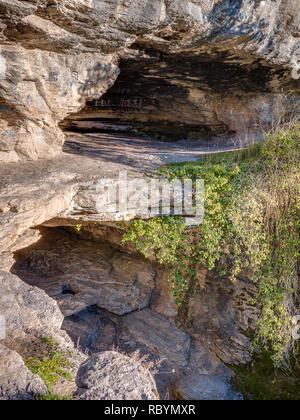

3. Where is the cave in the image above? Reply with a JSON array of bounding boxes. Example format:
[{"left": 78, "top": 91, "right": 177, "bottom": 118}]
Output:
[{"left": 61, "top": 50, "right": 291, "bottom": 158}]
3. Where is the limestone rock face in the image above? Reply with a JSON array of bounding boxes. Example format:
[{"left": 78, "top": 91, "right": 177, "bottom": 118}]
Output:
[
  {"left": 0, "top": 0, "right": 299, "bottom": 161},
  {"left": 75, "top": 55, "right": 294, "bottom": 145},
  {"left": 150, "top": 267, "right": 178, "bottom": 319},
  {"left": 0, "top": 270, "right": 63, "bottom": 333},
  {"left": 76, "top": 351, "right": 159, "bottom": 400},
  {"left": 172, "top": 347, "right": 243, "bottom": 400},
  {"left": 0, "top": 157, "right": 78, "bottom": 255},
  {"left": 0, "top": 47, "right": 118, "bottom": 162},
  {"left": 0, "top": 343, "right": 48, "bottom": 400},
  {"left": 62, "top": 309, "right": 103, "bottom": 352},
  {"left": 186, "top": 269, "right": 257, "bottom": 364},
  {"left": 0, "top": 2, "right": 298, "bottom": 395},
  {"left": 121, "top": 309, "right": 191, "bottom": 369}
]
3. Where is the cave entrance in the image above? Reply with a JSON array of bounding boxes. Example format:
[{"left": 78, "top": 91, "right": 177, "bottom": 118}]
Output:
[{"left": 61, "top": 51, "right": 287, "bottom": 158}]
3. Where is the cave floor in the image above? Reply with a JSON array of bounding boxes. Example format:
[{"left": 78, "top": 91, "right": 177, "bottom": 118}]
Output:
[
  {"left": 0, "top": 132, "right": 243, "bottom": 191},
  {"left": 63, "top": 131, "right": 243, "bottom": 172}
]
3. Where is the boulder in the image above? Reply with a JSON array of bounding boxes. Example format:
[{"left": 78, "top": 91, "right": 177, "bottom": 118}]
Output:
[
  {"left": 0, "top": 270, "right": 88, "bottom": 398},
  {"left": 76, "top": 351, "right": 159, "bottom": 400},
  {"left": 0, "top": 270, "right": 63, "bottom": 333}
]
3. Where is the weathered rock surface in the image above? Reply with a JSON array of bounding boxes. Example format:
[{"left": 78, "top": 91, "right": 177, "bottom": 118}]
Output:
[
  {"left": 173, "top": 346, "right": 243, "bottom": 400},
  {"left": 0, "top": 343, "right": 47, "bottom": 400},
  {"left": 12, "top": 227, "right": 156, "bottom": 316},
  {"left": 187, "top": 347, "right": 234, "bottom": 378},
  {"left": 72, "top": 57, "right": 292, "bottom": 146},
  {"left": 8, "top": 223, "right": 258, "bottom": 398},
  {"left": 11, "top": 224, "right": 257, "bottom": 365},
  {"left": 60, "top": 300, "right": 244, "bottom": 400},
  {"left": 0, "top": 270, "right": 63, "bottom": 333},
  {"left": 0, "top": 157, "right": 79, "bottom": 255},
  {"left": 173, "top": 373, "right": 243, "bottom": 401},
  {"left": 0, "top": 0, "right": 299, "bottom": 161},
  {"left": 150, "top": 266, "right": 178, "bottom": 319},
  {"left": 0, "top": 154, "right": 199, "bottom": 263},
  {"left": 121, "top": 309, "right": 191, "bottom": 369},
  {"left": 186, "top": 268, "right": 257, "bottom": 364},
  {"left": 76, "top": 351, "right": 159, "bottom": 400},
  {"left": 0, "top": 46, "right": 118, "bottom": 161},
  {"left": 62, "top": 308, "right": 103, "bottom": 352},
  {"left": 4, "top": 329, "right": 87, "bottom": 397}
]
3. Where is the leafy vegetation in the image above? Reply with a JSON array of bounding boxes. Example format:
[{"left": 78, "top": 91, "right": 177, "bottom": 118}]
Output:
[
  {"left": 75, "top": 223, "right": 82, "bottom": 232},
  {"left": 123, "top": 216, "right": 190, "bottom": 305},
  {"left": 123, "top": 125, "right": 300, "bottom": 367},
  {"left": 231, "top": 352, "right": 300, "bottom": 400},
  {"left": 25, "top": 336, "right": 72, "bottom": 392}
]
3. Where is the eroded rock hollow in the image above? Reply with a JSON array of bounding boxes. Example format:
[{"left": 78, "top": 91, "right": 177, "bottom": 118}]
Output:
[{"left": 64, "top": 52, "right": 293, "bottom": 144}]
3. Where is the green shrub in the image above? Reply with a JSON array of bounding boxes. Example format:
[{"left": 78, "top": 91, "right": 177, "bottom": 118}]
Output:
[
  {"left": 25, "top": 337, "right": 72, "bottom": 392},
  {"left": 123, "top": 216, "right": 190, "bottom": 305},
  {"left": 231, "top": 351, "right": 300, "bottom": 400}
]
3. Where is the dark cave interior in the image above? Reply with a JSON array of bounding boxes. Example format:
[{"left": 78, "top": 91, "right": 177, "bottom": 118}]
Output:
[{"left": 61, "top": 51, "right": 290, "bottom": 143}]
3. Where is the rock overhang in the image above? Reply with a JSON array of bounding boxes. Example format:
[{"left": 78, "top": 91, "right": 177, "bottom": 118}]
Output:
[{"left": 0, "top": 0, "right": 298, "bottom": 162}]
